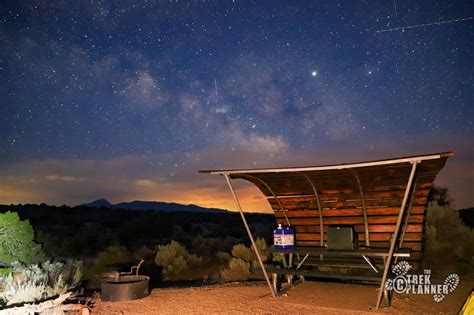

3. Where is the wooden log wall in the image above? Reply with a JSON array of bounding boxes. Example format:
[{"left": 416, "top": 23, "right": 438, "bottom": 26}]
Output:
[
  {"left": 231, "top": 157, "right": 450, "bottom": 270},
  {"left": 272, "top": 183, "right": 431, "bottom": 269}
]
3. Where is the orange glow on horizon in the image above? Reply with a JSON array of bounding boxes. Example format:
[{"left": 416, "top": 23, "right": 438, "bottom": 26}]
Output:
[
  {"left": 0, "top": 181, "right": 274, "bottom": 214},
  {"left": 145, "top": 184, "right": 273, "bottom": 213}
]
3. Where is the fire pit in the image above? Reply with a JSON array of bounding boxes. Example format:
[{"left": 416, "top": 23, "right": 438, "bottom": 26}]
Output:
[{"left": 101, "top": 260, "right": 150, "bottom": 302}]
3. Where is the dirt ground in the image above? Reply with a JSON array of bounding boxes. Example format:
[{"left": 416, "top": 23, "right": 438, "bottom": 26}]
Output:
[{"left": 91, "top": 274, "right": 473, "bottom": 314}]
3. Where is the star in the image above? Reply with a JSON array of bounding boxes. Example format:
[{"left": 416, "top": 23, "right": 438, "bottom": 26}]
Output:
[{"left": 311, "top": 71, "right": 317, "bottom": 77}]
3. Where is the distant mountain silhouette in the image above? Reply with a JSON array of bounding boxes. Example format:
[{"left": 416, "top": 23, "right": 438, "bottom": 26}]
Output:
[
  {"left": 82, "top": 198, "right": 112, "bottom": 208},
  {"left": 80, "top": 199, "right": 230, "bottom": 214}
]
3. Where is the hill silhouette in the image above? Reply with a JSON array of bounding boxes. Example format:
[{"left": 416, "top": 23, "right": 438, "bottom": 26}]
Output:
[{"left": 80, "top": 199, "right": 231, "bottom": 214}]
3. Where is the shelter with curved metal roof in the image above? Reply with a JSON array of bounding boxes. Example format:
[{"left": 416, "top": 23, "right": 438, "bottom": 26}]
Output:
[{"left": 200, "top": 151, "right": 453, "bottom": 308}]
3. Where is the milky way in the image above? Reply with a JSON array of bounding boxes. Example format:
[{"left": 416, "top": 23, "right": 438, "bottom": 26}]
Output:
[{"left": 1, "top": 1, "right": 473, "bottom": 210}]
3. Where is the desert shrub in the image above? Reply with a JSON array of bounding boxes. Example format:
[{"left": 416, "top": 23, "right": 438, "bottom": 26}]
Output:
[
  {"left": 154, "top": 241, "right": 201, "bottom": 277},
  {"left": 231, "top": 238, "right": 268, "bottom": 266},
  {"left": 231, "top": 244, "right": 254, "bottom": 262},
  {"left": 220, "top": 258, "right": 251, "bottom": 282},
  {"left": 424, "top": 203, "right": 474, "bottom": 269},
  {"left": 0, "top": 211, "right": 44, "bottom": 268},
  {"left": 220, "top": 238, "right": 268, "bottom": 282},
  {"left": 41, "top": 260, "right": 82, "bottom": 294},
  {"left": 0, "top": 260, "right": 82, "bottom": 306},
  {"left": 253, "top": 237, "right": 268, "bottom": 265}
]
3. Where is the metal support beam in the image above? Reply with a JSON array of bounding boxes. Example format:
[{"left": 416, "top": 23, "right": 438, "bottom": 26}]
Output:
[
  {"left": 398, "top": 179, "right": 417, "bottom": 245},
  {"left": 375, "top": 161, "right": 419, "bottom": 309},
  {"left": 244, "top": 174, "right": 291, "bottom": 227},
  {"left": 396, "top": 179, "right": 417, "bottom": 263},
  {"left": 296, "top": 254, "right": 310, "bottom": 270},
  {"left": 223, "top": 175, "right": 276, "bottom": 298},
  {"left": 362, "top": 255, "right": 379, "bottom": 273},
  {"left": 350, "top": 169, "right": 370, "bottom": 247},
  {"left": 300, "top": 173, "right": 324, "bottom": 247}
]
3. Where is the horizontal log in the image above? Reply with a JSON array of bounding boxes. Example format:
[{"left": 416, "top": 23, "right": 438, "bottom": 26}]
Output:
[
  {"left": 292, "top": 224, "right": 423, "bottom": 234},
  {"left": 272, "top": 203, "right": 422, "bottom": 211},
  {"left": 270, "top": 197, "right": 428, "bottom": 210},
  {"left": 268, "top": 189, "right": 430, "bottom": 204},
  {"left": 269, "top": 189, "right": 431, "bottom": 203},
  {"left": 253, "top": 170, "right": 436, "bottom": 185},
  {"left": 295, "top": 232, "right": 422, "bottom": 242},
  {"left": 248, "top": 161, "right": 445, "bottom": 184},
  {"left": 292, "top": 242, "right": 423, "bottom": 257},
  {"left": 257, "top": 182, "right": 433, "bottom": 197},
  {"left": 277, "top": 215, "right": 424, "bottom": 226},
  {"left": 274, "top": 206, "right": 426, "bottom": 218},
  {"left": 251, "top": 166, "right": 442, "bottom": 181},
  {"left": 305, "top": 256, "right": 384, "bottom": 264},
  {"left": 359, "top": 241, "right": 422, "bottom": 251},
  {"left": 261, "top": 181, "right": 434, "bottom": 194}
]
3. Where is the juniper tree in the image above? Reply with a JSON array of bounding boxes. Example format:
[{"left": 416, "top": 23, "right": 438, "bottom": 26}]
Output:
[{"left": 0, "top": 211, "right": 43, "bottom": 267}]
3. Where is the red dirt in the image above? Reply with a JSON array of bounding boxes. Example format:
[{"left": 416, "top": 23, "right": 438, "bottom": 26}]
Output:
[{"left": 91, "top": 275, "right": 473, "bottom": 314}]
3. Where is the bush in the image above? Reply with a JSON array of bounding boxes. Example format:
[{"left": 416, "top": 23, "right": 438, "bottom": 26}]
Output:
[
  {"left": 0, "top": 260, "right": 82, "bottom": 306},
  {"left": 425, "top": 203, "right": 474, "bottom": 268},
  {"left": 220, "top": 237, "right": 268, "bottom": 282},
  {"left": 231, "top": 244, "right": 254, "bottom": 262},
  {"left": 221, "top": 258, "right": 251, "bottom": 282},
  {"left": 154, "top": 241, "right": 201, "bottom": 277},
  {"left": 0, "top": 211, "right": 44, "bottom": 267}
]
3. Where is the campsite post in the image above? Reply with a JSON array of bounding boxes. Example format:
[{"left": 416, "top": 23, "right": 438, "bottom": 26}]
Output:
[
  {"left": 375, "top": 161, "right": 419, "bottom": 309},
  {"left": 223, "top": 174, "right": 277, "bottom": 298}
]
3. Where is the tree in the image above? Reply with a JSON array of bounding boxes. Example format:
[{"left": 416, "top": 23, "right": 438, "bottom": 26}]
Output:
[
  {"left": 0, "top": 211, "right": 44, "bottom": 266},
  {"left": 427, "top": 185, "right": 452, "bottom": 206}
]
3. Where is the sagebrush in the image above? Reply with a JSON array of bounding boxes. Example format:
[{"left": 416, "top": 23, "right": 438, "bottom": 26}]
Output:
[
  {"left": 154, "top": 241, "right": 202, "bottom": 277},
  {"left": 221, "top": 237, "right": 268, "bottom": 282},
  {"left": 0, "top": 260, "right": 82, "bottom": 306},
  {"left": 221, "top": 258, "right": 251, "bottom": 282}
]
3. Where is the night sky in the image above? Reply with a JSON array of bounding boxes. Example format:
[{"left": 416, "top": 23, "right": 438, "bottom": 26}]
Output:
[{"left": 1, "top": 1, "right": 473, "bottom": 212}]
